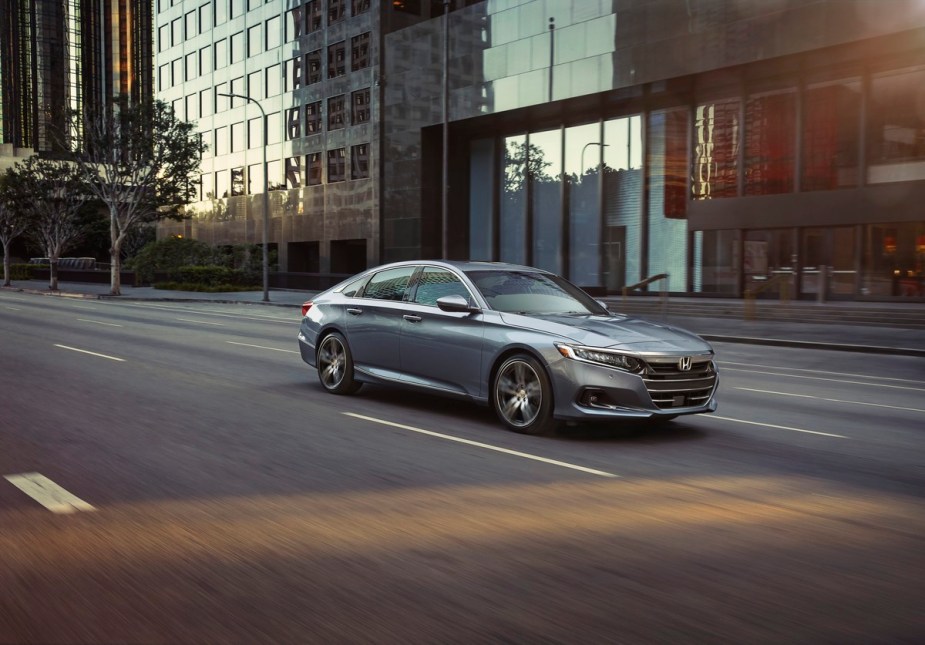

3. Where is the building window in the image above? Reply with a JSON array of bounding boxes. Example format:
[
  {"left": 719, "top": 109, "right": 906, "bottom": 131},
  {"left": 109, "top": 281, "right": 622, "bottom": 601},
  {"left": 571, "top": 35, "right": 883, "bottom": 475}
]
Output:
[
  {"left": 171, "top": 59, "right": 183, "bottom": 87},
  {"left": 214, "top": 0, "right": 227, "bottom": 25},
  {"left": 199, "top": 45, "right": 211, "bottom": 74},
  {"left": 247, "top": 71, "right": 262, "bottom": 101},
  {"left": 186, "top": 94, "right": 199, "bottom": 121},
  {"left": 392, "top": 0, "right": 421, "bottom": 14},
  {"left": 215, "top": 126, "right": 228, "bottom": 156},
  {"left": 248, "top": 24, "right": 262, "bottom": 57},
  {"left": 351, "top": 33, "right": 370, "bottom": 71},
  {"left": 172, "top": 98, "right": 184, "bottom": 121},
  {"left": 286, "top": 107, "right": 301, "bottom": 140},
  {"left": 328, "top": 0, "right": 346, "bottom": 24},
  {"left": 158, "top": 64, "right": 169, "bottom": 91},
  {"left": 266, "top": 16, "right": 281, "bottom": 50},
  {"left": 351, "top": 144, "right": 370, "bottom": 179},
  {"left": 214, "top": 39, "right": 227, "bottom": 69},
  {"left": 308, "top": 153, "right": 323, "bottom": 185},
  {"left": 200, "top": 88, "right": 213, "bottom": 117},
  {"left": 230, "top": 76, "right": 245, "bottom": 97},
  {"left": 158, "top": 25, "right": 170, "bottom": 52},
  {"left": 215, "top": 82, "right": 228, "bottom": 111},
  {"left": 306, "top": 101, "right": 322, "bottom": 133},
  {"left": 328, "top": 148, "right": 346, "bottom": 182},
  {"left": 247, "top": 0, "right": 261, "bottom": 10},
  {"left": 230, "top": 0, "right": 244, "bottom": 19},
  {"left": 803, "top": 79, "right": 861, "bottom": 191},
  {"left": 328, "top": 95, "right": 346, "bottom": 130},
  {"left": 286, "top": 7, "right": 303, "bottom": 41},
  {"left": 745, "top": 89, "right": 796, "bottom": 195},
  {"left": 185, "top": 10, "right": 197, "bottom": 38},
  {"left": 286, "top": 57, "right": 302, "bottom": 91},
  {"left": 353, "top": 0, "right": 370, "bottom": 14},
  {"left": 306, "top": 0, "right": 322, "bottom": 32},
  {"left": 231, "top": 122, "right": 245, "bottom": 153},
  {"left": 328, "top": 41, "right": 346, "bottom": 79},
  {"left": 201, "top": 172, "right": 214, "bottom": 200},
  {"left": 171, "top": 18, "right": 182, "bottom": 46},
  {"left": 231, "top": 167, "right": 244, "bottom": 196},
  {"left": 868, "top": 66, "right": 925, "bottom": 184},
  {"left": 199, "top": 3, "right": 211, "bottom": 31},
  {"left": 266, "top": 64, "right": 281, "bottom": 97},
  {"left": 285, "top": 157, "right": 302, "bottom": 189},
  {"left": 306, "top": 50, "right": 322, "bottom": 85},
  {"left": 248, "top": 117, "right": 262, "bottom": 148},
  {"left": 351, "top": 88, "right": 370, "bottom": 124},
  {"left": 693, "top": 98, "right": 740, "bottom": 199},
  {"left": 230, "top": 32, "right": 244, "bottom": 63},
  {"left": 185, "top": 53, "right": 198, "bottom": 81}
]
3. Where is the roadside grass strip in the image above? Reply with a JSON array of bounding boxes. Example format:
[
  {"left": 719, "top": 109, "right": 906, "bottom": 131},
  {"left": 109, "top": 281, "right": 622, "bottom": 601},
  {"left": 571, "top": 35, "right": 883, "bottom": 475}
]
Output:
[{"left": 4, "top": 473, "right": 95, "bottom": 514}]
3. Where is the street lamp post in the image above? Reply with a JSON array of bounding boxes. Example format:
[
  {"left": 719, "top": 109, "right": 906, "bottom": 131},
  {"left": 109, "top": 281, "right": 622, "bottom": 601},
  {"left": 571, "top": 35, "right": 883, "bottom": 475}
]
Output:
[
  {"left": 219, "top": 92, "right": 269, "bottom": 302},
  {"left": 580, "top": 142, "right": 608, "bottom": 179},
  {"left": 442, "top": 0, "right": 450, "bottom": 259}
]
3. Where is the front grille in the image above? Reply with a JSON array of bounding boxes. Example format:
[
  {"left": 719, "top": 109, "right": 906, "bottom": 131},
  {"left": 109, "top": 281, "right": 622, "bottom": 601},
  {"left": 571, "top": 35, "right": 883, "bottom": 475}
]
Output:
[{"left": 642, "top": 357, "right": 717, "bottom": 409}]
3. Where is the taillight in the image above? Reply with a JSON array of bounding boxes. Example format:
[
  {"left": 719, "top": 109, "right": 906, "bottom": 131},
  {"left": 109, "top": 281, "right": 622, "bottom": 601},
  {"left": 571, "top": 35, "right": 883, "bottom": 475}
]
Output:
[{"left": 301, "top": 301, "right": 313, "bottom": 317}]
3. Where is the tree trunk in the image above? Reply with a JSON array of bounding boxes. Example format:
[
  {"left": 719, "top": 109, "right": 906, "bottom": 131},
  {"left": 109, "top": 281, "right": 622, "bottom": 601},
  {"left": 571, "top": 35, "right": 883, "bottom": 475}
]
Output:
[
  {"left": 110, "top": 207, "right": 121, "bottom": 295},
  {"left": 49, "top": 257, "right": 59, "bottom": 290},
  {"left": 2, "top": 241, "right": 11, "bottom": 287}
]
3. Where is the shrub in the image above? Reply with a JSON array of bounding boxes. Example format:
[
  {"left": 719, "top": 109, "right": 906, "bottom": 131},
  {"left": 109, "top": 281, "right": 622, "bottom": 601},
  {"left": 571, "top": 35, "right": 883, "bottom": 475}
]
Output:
[
  {"left": 169, "top": 265, "right": 259, "bottom": 288},
  {"left": 128, "top": 237, "right": 217, "bottom": 284},
  {"left": 8, "top": 263, "right": 41, "bottom": 280}
]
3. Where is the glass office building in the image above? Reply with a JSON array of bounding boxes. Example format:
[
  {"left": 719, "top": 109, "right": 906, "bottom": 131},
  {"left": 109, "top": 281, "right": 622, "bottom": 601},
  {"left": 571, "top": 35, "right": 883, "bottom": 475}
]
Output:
[
  {"left": 0, "top": 0, "right": 153, "bottom": 157},
  {"left": 158, "top": 0, "right": 925, "bottom": 300}
]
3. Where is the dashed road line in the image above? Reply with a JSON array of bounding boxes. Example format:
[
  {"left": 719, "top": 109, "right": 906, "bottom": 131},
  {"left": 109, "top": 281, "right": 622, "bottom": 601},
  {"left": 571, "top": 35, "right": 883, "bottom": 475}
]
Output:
[
  {"left": 709, "top": 415, "right": 847, "bottom": 438},
  {"left": 226, "top": 341, "right": 298, "bottom": 353},
  {"left": 720, "top": 367, "right": 925, "bottom": 392},
  {"left": 177, "top": 317, "right": 225, "bottom": 326},
  {"left": 344, "top": 412, "right": 619, "bottom": 478},
  {"left": 77, "top": 318, "right": 123, "bottom": 327},
  {"left": 54, "top": 344, "right": 125, "bottom": 362},
  {"left": 735, "top": 387, "right": 925, "bottom": 414},
  {"left": 4, "top": 473, "right": 95, "bottom": 514}
]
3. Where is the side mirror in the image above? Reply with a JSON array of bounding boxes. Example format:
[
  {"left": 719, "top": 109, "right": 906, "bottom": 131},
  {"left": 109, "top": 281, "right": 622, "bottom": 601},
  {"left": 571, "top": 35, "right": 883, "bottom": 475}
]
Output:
[{"left": 436, "top": 294, "right": 478, "bottom": 313}]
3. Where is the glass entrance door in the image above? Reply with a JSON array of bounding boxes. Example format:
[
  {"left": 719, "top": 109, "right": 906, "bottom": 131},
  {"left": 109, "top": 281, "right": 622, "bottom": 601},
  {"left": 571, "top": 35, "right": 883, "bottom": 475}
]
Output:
[{"left": 799, "top": 227, "right": 857, "bottom": 299}]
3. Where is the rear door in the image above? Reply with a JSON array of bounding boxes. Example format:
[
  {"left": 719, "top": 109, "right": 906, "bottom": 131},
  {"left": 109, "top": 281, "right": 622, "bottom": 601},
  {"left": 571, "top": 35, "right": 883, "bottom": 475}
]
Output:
[{"left": 345, "top": 265, "right": 417, "bottom": 381}]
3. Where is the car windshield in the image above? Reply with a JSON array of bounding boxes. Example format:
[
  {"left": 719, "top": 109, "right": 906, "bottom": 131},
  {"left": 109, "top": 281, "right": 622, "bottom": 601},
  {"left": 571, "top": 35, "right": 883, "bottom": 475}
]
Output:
[{"left": 466, "top": 270, "right": 606, "bottom": 315}]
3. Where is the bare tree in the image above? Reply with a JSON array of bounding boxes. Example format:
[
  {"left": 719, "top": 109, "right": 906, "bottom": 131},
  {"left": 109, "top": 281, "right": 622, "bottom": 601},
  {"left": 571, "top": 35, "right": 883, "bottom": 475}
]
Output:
[
  {"left": 70, "top": 98, "right": 206, "bottom": 295},
  {"left": 0, "top": 170, "right": 31, "bottom": 287},
  {"left": 10, "top": 157, "right": 91, "bottom": 290}
]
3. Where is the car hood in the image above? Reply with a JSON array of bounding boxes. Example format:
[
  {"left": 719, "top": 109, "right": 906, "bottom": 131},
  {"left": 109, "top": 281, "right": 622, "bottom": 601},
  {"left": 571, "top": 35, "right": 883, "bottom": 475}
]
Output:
[{"left": 498, "top": 312, "right": 712, "bottom": 353}]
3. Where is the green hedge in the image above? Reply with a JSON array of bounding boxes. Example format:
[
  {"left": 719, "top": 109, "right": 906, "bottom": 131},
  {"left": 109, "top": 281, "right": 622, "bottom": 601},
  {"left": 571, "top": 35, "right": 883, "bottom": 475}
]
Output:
[
  {"left": 5, "top": 263, "right": 43, "bottom": 280},
  {"left": 162, "top": 265, "right": 259, "bottom": 290}
]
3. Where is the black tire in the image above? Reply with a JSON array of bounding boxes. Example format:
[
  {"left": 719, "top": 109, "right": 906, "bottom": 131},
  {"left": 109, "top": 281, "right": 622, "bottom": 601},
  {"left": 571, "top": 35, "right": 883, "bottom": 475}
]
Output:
[
  {"left": 493, "top": 354, "right": 558, "bottom": 435},
  {"left": 316, "top": 332, "right": 362, "bottom": 395}
]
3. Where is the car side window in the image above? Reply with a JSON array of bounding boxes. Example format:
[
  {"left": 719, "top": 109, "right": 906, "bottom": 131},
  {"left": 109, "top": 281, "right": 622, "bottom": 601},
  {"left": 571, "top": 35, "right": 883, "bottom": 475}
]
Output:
[
  {"left": 361, "top": 266, "right": 416, "bottom": 301},
  {"left": 339, "top": 275, "right": 369, "bottom": 297},
  {"left": 413, "top": 267, "right": 472, "bottom": 306}
]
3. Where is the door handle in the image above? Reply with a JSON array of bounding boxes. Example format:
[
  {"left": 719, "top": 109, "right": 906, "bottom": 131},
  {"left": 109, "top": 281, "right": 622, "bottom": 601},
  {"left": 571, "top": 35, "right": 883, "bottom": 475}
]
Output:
[
  {"left": 403, "top": 314, "right": 422, "bottom": 323},
  {"left": 346, "top": 308, "right": 362, "bottom": 315}
]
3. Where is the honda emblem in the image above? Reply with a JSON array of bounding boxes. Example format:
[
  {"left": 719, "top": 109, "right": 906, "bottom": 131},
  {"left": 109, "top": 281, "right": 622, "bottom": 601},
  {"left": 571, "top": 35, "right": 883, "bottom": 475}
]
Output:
[{"left": 678, "top": 356, "right": 693, "bottom": 371}]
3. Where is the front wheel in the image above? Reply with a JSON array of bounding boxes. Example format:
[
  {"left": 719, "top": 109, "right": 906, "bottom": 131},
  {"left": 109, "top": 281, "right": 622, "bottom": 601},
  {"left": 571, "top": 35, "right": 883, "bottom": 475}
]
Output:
[
  {"left": 316, "top": 332, "right": 361, "bottom": 395},
  {"left": 493, "top": 354, "right": 558, "bottom": 435}
]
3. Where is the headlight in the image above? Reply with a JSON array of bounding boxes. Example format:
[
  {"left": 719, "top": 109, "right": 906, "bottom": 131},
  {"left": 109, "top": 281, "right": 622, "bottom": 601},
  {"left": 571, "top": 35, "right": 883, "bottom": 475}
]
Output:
[{"left": 555, "top": 344, "right": 644, "bottom": 373}]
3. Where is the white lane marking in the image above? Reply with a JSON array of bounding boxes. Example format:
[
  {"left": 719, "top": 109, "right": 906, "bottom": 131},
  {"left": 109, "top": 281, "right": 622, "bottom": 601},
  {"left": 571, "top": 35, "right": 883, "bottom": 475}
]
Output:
[
  {"left": 345, "top": 413, "right": 619, "bottom": 478},
  {"left": 719, "top": 360, "right": 923, "bottom": 385},
  {"left": 67, "top": 303, "right": 96, "bottom": 309},
  {"left": 226, "top": 341, "right": 299, "bottom": 353},
  {"left": 735, "top": 387, "right": 925, "bottom": 414},
  {"left": 5, "top": 306, "right": 20, "bottom": 311},
  {"left": 4, "top": 473, "right": 95, "bottom": 514},
  {"left": 177, "top": 317, "right": 225, "bottom": 326},
  {"left": 77, "top": 318, "right": 123, "bottom": 327},
  {"left": 118, "top": 302, "right": 293, "bottom": 324},
  {"left": 720, "top": 367, "right": 925, "bottom": 392},
  {"left": 54, "top": 344, "right": 125, "bottom": 362},
  {"left": 709, "top": 415, "right": 847, "bottom": 438}
]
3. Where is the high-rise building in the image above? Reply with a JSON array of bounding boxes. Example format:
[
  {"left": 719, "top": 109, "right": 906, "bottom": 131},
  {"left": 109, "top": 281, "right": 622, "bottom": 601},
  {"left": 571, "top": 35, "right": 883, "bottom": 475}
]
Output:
[
  {"left": 158, "top": 0, "right": 925, "bottom": 302},
  {"left": 0, "top": 0, "right": 153, "bottom": 159}
]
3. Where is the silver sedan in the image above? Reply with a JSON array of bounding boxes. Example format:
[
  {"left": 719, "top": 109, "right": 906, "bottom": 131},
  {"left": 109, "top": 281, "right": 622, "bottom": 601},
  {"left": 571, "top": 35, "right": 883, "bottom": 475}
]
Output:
[{"left": 298, "top": 261, "right": 718, "bottom": 435}]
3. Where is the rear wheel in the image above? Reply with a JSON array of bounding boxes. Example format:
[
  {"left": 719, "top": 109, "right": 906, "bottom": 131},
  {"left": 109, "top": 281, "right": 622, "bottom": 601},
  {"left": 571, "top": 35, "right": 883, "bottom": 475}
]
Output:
[
  {"left": 493, "top": 354, "right": 558, "bottom": 435},
  {"left": 316, "top": 332, "right": 361, "bottom": 395}
]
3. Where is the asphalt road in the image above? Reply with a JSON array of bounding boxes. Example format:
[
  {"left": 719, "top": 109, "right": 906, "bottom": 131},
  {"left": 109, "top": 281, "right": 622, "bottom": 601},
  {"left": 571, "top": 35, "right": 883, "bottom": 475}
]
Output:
[{"left": 1, "top": 291, "right": 923, "bottom": 643}]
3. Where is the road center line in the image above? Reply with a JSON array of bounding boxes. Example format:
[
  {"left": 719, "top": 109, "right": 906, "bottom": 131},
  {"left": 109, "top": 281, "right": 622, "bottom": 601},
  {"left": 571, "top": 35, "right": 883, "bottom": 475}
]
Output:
[
  {"left": 77, "top": 318, "right": 123, "bottom": 327},
  {"left": 4, "top": 473, "right": 95, "bottom": 514},
  {"left": 344, "top": 413, "right": 619, "bottom": 478},
  {"left": 709, "top": 415, "right": 847, "bottom": 438},
  {"left": 54, "top": 344, "right": 125, "bottom": 362},
  {"left": 735, "top": 387, "right": 925, "bottom": 414},
  {"left": 226, "top": 341, "right": 299, "bottom": 353},
  {"left": 719, "top": 360, "right": 922, "bottom": 384},
  {"left": 5, "top": 306, "right": 20, "bottom": 310},
  {"left": 177, "top": 317, "right": 225, "bottom": 326}
]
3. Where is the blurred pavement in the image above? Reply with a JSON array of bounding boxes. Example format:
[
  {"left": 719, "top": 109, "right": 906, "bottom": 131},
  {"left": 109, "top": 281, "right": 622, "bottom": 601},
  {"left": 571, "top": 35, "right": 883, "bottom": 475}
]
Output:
[{"left": 3, "top": 279, "right": 924, "bottom": 357}]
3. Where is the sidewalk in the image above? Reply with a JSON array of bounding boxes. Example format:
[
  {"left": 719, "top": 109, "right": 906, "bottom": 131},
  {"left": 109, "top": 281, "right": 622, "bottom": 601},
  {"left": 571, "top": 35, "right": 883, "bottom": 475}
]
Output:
[{"left": 4, "top": 279, "right": 924, "bottom": 357}]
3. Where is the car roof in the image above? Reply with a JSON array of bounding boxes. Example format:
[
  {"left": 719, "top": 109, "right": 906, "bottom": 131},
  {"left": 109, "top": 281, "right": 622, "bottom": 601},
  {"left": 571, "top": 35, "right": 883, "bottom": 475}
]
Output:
[{"left": 370, "top": 260, "right": 550, "bottom": 274}]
